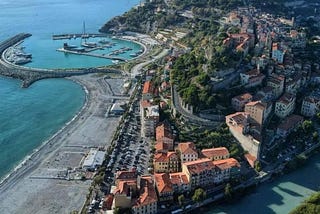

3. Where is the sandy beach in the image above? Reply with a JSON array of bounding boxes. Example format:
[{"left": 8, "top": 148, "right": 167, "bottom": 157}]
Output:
[{"left": 0, "top": 73, "right": 127, "bottom": 214}]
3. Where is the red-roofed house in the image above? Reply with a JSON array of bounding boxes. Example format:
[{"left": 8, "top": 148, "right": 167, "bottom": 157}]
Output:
[
  {"left": 154, "top": 173, "right": 174, "bottom": 202},
  {"left": 231, "top": 93, "right": 253, "bottom": 111},
  {"left": 142, "top": 81, "right": 154, "bottom": 101},
  {"left": 169, "top": 172, "right": 190, "bottom": 194},
  {"left": 182, "top": 158, "right": 216, "bottom": 190},
  {"left": 177, "top": 142, "right": 198, "bottom": 163},
  {"left": 132, "top": 176, "right": 158, "bottom": 214},
  {"left": 201, "top": 147, "right": 230, "bottom": 160},
  {"left": 276, "top": 114, "right": 303, "bottom": 137},
  {"left": 153, "top": 152, "right": 180, "bottom": 173},
  {"left": 245, "top": 101, "right": 273, "bottom": 127},
  {"left": 245, "top": 153, "right": 257, "bottom": 168},
  {"left": 213, "top": 158, "right": 241, "bottom": 183},
  {"left": 240, "top": 69, "right": 265, "bottom": 88},
  {"left": 156, "top": 122, "right": 174, "bottom": 150}
]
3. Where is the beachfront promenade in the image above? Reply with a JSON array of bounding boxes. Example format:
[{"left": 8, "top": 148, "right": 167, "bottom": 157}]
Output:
[{"left": 0, "top": 33, "right": 123, "bottom": 87}]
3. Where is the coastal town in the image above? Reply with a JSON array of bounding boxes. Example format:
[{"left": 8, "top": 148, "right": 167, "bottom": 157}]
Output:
[{"left": 0, "top": 0, "right": 320, "bottom": 214}]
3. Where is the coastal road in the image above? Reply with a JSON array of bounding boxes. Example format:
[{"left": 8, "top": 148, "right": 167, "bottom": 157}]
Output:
[{"left": 130, "top": 48, "right": 170, "bottom": 78}]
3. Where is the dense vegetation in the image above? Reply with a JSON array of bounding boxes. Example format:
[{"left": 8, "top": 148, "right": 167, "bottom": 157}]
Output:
[{"left": 290, "top": 192, "right": 320, "bottom": 214}]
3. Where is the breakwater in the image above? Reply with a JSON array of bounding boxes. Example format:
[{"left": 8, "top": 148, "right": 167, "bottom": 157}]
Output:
[{"left": 0, "top": 34, "right": 122, "bottom": 87}]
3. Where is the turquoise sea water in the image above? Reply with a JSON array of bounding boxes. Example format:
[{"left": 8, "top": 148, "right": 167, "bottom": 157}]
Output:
[
  {"left": 0, "top": 77, "right": 85, "bottom": 179},
  {"left": 206, "top": 155, "right": 320, "bottom": 214},
  {"left": 0, "top": 0, "right": 140, "bottom": 180}
]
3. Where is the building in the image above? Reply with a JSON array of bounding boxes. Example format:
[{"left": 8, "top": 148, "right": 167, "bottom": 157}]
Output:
[
  {"left": 272, "top": 42, "right": 286, "bottom": 64},
  {"left": 142, "top": 81, "right": 154, "bottom": 101},
  {"left": 82, "top": 149, "right": 106, "bottom": 170},
  {"left": 153, "top": 152, "right": 180, "bottom": 173},
  {"left": 301, "top": 96, "right": 320, "bottom": 117},
  {"left": 231, "top": 93, "right": 253, "bottom": 111},
  {"left": 212, "top": 158, "right": 241, "bottom": 184},
  {"left": 177, "top": 142, "right": 198, "bottom": 163},
  {"left": 154, "top": 173, "right": 174, "bottom": 202},
  {"left": 110, "top": 103, "right": 125, "bottom": 116},
  {"left": 201, "top": 147, "right": 230, "bottom": 161},
  {"left": 225, "top": 112, "right": 261, "bottom": 159},
  {"left": 267, "top": 74, "right": 285, "bottom": 99},
  {"left": 240, "top": 69, "right": 265, "bottom": 88},
  {"left": 169, "top": 172, "right": 190, "bottom": 194},
  {"left": 255, "top": 86, "right": 274, "bottom": 102},
  {"left": 275, "top": 93, "right": 296, "bottom": 118},
  {"left": 182, "top": 158, "right": 216, "bottom": 190},
  {"left": 156, "top": 122, "right": 174, "bottom": 150},
  {"left": 132, "top": 176, "right": 158, "bottom": 214},
  {"left": 141, "top": 105, "right": 159, "bottom": 137},
  {"left": 276, "top": 114, "right": 304, "bottom": 137},
  {"left": 245, "top": 101, "right": 272, "bottom": 127}
]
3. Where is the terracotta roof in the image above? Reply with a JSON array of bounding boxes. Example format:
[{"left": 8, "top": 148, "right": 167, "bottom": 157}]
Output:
[
  {"left": 114, "top": 180, "right": 137, "bottom": 195},
  {"left": 116, "top": 170, "right": 137, "bottom": 181},
  {"left": 245, "top": 101, "right": 267, "bottom": 110},
  {"left": 142, "top": 81, "right": 153, "bottom": 94},
  {"left": 155, "top": 141, "right": 169, "bottom": 153},
  {"left": 140, "top": 100, "right": 152, "bottom": 108},
  {"left": 213, "top": 158, "right": 240, "bottom": 170},
  {"left": 277, "top": 114, "right": 303, "bottom": 131},
  {"left": 177, "top": 142, "right": 197, "bottom": 155},
  {"left": 277, "top": 92, "right": 295, "bottom": 105},
  {"left": 154, "top": 153, "right": 169, "bottom": 163},
  {"left": 156, "top": 122, "right": 173, "bottom": 141},
  {"left": 201, "top": 147, "right": 229, "bottom": 159},
  {"left": 226, "top": 112, "right": 249, "bottom": 127},
  {"left": 183, "top": 158, "right": 215, "bottom": 175},
  {"left": 133, "top": 176, "right": 158, "bottom": 208},
  {"left": 169, "top": 172, "right": 189, "bottom": 185},
  {"left": 154, "top": 173, "right": 173, "bottom": 194},
  {"left": 244, "top": 153, "right": 257, "bottom": 168},
  {"left": 233, "top": 93, "right": 252, "bottom": 102}
]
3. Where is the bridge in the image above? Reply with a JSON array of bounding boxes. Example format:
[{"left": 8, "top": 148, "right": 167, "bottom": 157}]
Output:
[{"left": 0, "top": 33, "right": 123, "bottom": 87}]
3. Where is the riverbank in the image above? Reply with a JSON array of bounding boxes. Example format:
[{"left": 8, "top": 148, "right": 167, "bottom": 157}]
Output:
[{"left": 0, "top": 74, "right": 125, "bottom": 213}]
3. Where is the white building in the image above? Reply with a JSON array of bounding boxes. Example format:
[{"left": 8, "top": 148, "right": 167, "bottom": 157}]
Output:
[
  {"left": 82, "top": 149, "right": 106, "bottom": 170},
  {"left": 275, "top": 93, "right": 296, "bottom": 118},
  {"left": 301, "top": 96, "right": 320, "bottom": 117}
]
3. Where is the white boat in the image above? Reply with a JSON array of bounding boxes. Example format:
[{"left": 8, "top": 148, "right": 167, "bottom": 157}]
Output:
[
  {"left": 14, "top": 57, "right": 32, "bottom": 65},
  {"left": 81, "top": 42, "right": 97, "bottom": 48},
  {"left": 112, "top": 60, "right": 120, "bottom": 64}
]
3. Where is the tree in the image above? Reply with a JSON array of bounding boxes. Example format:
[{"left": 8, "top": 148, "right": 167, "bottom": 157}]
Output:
[
  {"left": 254, "top": 161, "right": 262, "bottom": 172},
  {"left": 224, "top": 183, "right": 233, "bottom": 200},
  {"left": 192, "top": 188, "right": 206, "bottom": 203},
  {"left": 178, "top": 194, "right": 185, "bottom": 208},
  {"left": 302, "top": 120, "right": 313, "bottom": 133}
]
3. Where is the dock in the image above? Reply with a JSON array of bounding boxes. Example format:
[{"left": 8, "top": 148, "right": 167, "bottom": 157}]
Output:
[
  {"left": 52, "top": 33, "right": 107, "bottom": 40},
  {"left": 56, "top": 48, "right": 127, "bottom": 62}
]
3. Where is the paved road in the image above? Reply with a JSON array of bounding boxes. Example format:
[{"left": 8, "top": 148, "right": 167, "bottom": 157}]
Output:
[
  {"left": 130, "top": 48, "right": 170, "bottom": 78},
  {"left": 172, "top": 85, "right": 220, "bottom": 127}
]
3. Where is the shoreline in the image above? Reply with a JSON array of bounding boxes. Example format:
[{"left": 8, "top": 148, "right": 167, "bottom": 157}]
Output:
[{"left": 0, "top": 76, "right": 90, "bottom": 190}]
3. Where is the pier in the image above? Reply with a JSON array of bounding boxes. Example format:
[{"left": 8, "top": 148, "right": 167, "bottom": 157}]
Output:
[
  {"left": 56, "top": 48, "right": 127, "bottom": 62},
  {"left": 52, "top": 33, "right": 106, "bottom": 40}
]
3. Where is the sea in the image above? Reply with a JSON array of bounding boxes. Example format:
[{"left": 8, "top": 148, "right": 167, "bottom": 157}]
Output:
[
  {"left": 0, "top": 1, "right": 320, "bottom": 213},
  {"left": 0, "top": 0, "right": 140, "bottom": 180}
]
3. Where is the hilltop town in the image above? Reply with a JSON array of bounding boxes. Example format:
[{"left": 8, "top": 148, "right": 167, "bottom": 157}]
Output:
[{"left": 85, "top": 0, "right": 320, "bottom": 213}]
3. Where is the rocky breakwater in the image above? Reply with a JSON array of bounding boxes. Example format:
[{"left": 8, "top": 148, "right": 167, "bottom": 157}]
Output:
[{"left": 0, "top": 33, "right": 122, "bottom": 88}]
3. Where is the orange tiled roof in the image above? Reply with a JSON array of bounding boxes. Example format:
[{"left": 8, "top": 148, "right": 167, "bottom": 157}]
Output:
[
  {"left": 178, "top": 142, "right": 197, "bottom": 155},
  {"left": 142, "top": 81, "right": 153, "bottom": 94},
  {"left": 201, "top": 147, "right": 229, "bottom": 159},
  {"left": 169, "top": 172, "right": 189, "bottom": 185},
  {"left": 156, "top": 122, "right": 173, "bottom": 141},
  {"left": 244, "top": 153, "right": 257, "bottom": 168},
  {"left": 154, "top": 173, "right": 173, "bottom": 194},
  {"left": 133, "top": 176, "right": 158, "bottom": 208},
  {"left": 213, "top": 158, "right": 240, "bottom": 170},
  {"left": 155, "top": 141, "right": 169, "bottom": 153},
  {"left": 183, "top": 158, "right": 215, "bottom": 175},
  {"left": 116, "top": 170, "right": 137, "bottom": 181},
  {"left": 154, "top": 153, "right": 169, "bottom": 163},
  {"left": 114, "top": 180, "right": 137, "bottom": 195}
]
